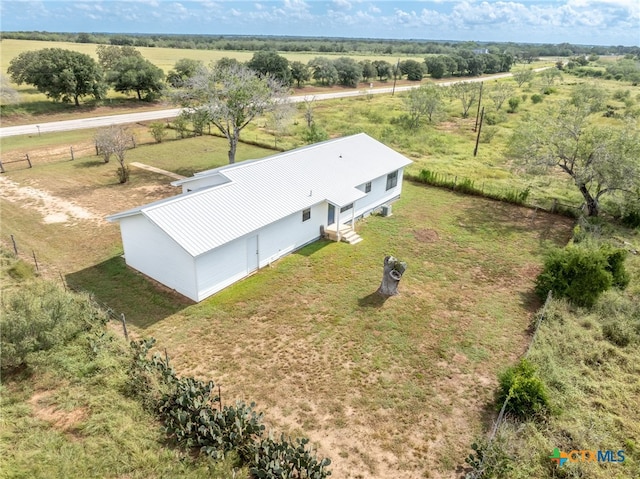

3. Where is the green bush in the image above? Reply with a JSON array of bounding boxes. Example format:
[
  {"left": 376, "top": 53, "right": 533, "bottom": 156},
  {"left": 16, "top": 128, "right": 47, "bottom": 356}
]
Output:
[
  {"left": 531, "top": 94, "right": 543, "bottom": 104},
  {"left": 535, "top": 246, "right": 615, "bottom": 308},
  {"left": 602, "top": 320, "right": 637, "bottom": 347},
  {"left": 149, "top": 122, "right": 168, "bottom": 143},
  {"left": 484, "top": 110, "right": 507, "bottom": 125},
  {"left": 0, "top": 282, "right": 106, "bottom": 370},
  {"left": 601, "top": 245, "right": 630, "bottom": 289},
  {"left": 507, "top": 97, "right": 521, "bottom": 113},
  {"left": 302, "top": 124, "right": 329, "bottom": 143},
  {"left": 497, "top": 358, "right": 549, "bottom": 419}
]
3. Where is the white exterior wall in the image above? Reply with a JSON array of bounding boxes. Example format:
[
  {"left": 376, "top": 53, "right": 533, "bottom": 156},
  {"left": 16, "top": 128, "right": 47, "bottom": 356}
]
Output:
[
  {"left": 119, "top": 216, "right": 198, "bottom": 301},
  {"left": 257, "top": 201, "right": 326, "bottom": 267},
  {"left": 180, "top": 174, "right": 230, "bottom": 194},
  {"left": 350, "top": 168, "right": 405, "bottom": 221},
  {"left": 193, "top": 201, "right": 325, "bottom": 301},
  {"left": 194, "top": 238, "right": 252, "bottom": 301}
]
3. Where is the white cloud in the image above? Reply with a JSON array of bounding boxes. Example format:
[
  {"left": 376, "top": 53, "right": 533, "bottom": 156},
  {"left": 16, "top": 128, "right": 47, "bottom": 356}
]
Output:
[{"left": 332, "top": 0, "right": 352, "bottom": 10}]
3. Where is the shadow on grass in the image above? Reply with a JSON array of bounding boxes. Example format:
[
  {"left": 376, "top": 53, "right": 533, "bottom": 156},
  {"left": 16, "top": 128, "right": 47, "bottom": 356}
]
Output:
[
  {"left": 66, "top": 255, "right": 192, "bottom": 329},
  {"left": 454, "top": 199, "right": 574, "bottom": 244},
  {"left": 73, "top": 159, "right": 106, "bottom": 168},
  {"left": 358, "top": 291, "right": 388, "bottom": 308},
  {"left": 294, "top": 238, "right": 332, "bottom": 257}
]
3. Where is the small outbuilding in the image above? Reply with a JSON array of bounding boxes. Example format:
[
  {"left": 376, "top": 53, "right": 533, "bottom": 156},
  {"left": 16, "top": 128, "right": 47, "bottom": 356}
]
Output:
[{"left": 107, "top": 133, "right": 412, "bottom": 302}]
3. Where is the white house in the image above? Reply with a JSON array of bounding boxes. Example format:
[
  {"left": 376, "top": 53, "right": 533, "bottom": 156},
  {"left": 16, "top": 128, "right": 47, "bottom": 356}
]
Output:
[{"left": 107, "top": 133, "right": 412, "bottom": 302}]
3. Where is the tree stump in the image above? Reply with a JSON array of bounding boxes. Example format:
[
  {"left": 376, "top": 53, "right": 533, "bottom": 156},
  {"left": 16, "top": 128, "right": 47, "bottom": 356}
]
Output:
[{"left": 377, "top": 255, "right": 407, "bottom": 297}]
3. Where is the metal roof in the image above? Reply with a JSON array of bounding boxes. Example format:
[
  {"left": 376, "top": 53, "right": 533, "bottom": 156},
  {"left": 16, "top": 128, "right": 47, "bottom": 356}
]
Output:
[{"left": 107, "top": 133, "right": 412, "bottom": 257}]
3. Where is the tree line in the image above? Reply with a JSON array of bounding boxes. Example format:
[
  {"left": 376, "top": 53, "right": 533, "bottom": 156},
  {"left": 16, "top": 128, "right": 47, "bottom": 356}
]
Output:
[
  {"left": 3, "top": 30, "right": 639, "bottom": 57},
  {"left": 4, "top": 45, "right": 513, "bottom": 106}
]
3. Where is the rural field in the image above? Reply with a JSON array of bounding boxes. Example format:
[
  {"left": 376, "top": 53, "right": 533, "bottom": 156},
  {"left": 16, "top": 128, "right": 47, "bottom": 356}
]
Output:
[
  {"left": 2, "top": 36, "right": 640, "bottom": 479},
  {"left": 0, "top": 132, "right": 574, "bottom": 477}
]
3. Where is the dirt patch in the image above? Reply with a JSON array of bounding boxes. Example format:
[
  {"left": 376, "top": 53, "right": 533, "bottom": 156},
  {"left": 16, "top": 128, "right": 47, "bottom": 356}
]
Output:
[
  {"left": 414, "top": 228, "right": 439, "bottom": 242},
  {"left": 29, "top": 391, "right": 87, "bottom": 435},
  {"left": 0, "top": 175, "right": 102, "bottom": 225}
]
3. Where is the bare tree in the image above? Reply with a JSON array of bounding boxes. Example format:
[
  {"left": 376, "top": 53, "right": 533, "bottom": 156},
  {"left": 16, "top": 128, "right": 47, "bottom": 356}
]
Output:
[
  {"left": 172, "top": 63, "right": 289, "bottom": 164},
  {"left": 448, "top": 82, "right": 481, "bottom": 118},
  {"left": 95, "top": 125, "right": 132, "bottom": 183},
  {"left": 303, "top": 96, "right": 316, "bottom": 128},
  {"left": 486, "top": 81, "right": 515, "bottom": 111},
  {"left": 0, "top": 75, "right": 20, "bottom": 104},
  {"left": 512, "top": 69, "right": 534, "bottom": 88},
  {"left": 403, "top": 84, "right": 445, "bottom": 128},
  {"left": 268, "top": 100, "right": 295, "bottom": 147}
]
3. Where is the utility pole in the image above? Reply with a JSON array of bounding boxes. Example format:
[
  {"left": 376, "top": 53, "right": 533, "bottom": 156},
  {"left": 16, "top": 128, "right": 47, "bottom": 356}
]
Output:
[{"left": 392, "top": 59, "right": 400, "bottom": 96}]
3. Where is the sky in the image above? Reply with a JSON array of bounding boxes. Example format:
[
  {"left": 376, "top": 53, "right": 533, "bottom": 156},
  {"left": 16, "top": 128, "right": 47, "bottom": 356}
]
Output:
[{"left": 1, "top": 0, "right": 639, "bottom": 46}]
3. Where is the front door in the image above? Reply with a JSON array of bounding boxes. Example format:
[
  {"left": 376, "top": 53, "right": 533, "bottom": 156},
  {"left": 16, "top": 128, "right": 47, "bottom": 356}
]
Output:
[
  {"left": 328, "top": 204, "right": 335, "bottom": 226},
  {"left": 247, "top": 235, "right": 258, "bottom": 273}
]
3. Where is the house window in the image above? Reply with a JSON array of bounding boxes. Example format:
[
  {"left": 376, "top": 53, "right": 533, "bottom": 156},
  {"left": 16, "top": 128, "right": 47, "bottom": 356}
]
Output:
[
  {"left": 386, "top": 170, "right": 398, "bottom": 191},
  {"left": 302, "top": 208, "right": 311, "bottom": 222},
  {"left": 365, "top": 182, "right": 372, "bottom": 193},
  {"left": 340, "top": 203, "right": 353, "bottom": 213}
]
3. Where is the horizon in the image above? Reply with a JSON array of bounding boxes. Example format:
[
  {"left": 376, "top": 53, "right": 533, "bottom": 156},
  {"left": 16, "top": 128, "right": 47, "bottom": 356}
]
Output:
[{"left": 1, "top": 0, "right": 638, "bottom": 47}]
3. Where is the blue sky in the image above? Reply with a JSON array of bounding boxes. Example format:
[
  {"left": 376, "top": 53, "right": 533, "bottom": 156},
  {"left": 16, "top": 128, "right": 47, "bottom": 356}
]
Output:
[{"left": 1, "top": 0, "right": 638, "bottom": 46}]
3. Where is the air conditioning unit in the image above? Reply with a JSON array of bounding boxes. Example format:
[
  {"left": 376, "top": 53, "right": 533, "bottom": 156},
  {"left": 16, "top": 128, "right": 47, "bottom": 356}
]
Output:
[{"left": 381, "top": 204, "right": 392, "bottom": 217}]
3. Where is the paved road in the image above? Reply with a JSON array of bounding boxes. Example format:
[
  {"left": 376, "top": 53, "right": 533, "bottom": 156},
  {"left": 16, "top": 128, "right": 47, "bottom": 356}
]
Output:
[{"left": 0, "top": 71, "right": 530, "bottom": 139}]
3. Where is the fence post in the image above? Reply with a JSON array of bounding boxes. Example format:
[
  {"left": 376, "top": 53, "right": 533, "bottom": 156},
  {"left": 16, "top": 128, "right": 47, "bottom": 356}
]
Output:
[
  {"left": 0, "top": 159, "right": 4, "bottom": 173},
  {"left": 32, "top": 250, "right": 39, "bottom": 273},
  {"left": 70, "top": 146, "right": 75, "bottom": 161},
  {"left": 10, "top": 234, "right": 18, "bottom": 254},
  {"left": 26, "top": 154, "right": 32, "bottom": 168},
  {"left": 121, "top": 313, "right": 129, "bottom": 341}
]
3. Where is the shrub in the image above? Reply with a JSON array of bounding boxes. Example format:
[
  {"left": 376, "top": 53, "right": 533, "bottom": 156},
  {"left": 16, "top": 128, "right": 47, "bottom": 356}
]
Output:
[
  {"left": 0, "top": 282, "right": 106, "bottom": 370},
  {"left": 507, "top": 97, "right": 520, "bottom": 113},
  {"left": 602, "top": 320, "right": 637, "bottom": 347},
  {"left": 497, "top": 358, "right": 549, "bottom": 419},
  {"left": 535, "top": 246, "right": 613, "bottom": 308},
  {"left": 484, "top": 110, "right": 507, "bottom": 125},
  {"left": 601, "top": 245, "right": 630, "bottom": 289},
  {"left": 480, "top": 126, "right": 497, "bottom": 143},
  {"left": 149, "top": 122, "right": 168, "bottom": 143},
  {"left": 302, "top": 124, "right": 329, "bottom": 143},
  {"left": 531, "top": 94, "right": 543, "bottom": 104}
]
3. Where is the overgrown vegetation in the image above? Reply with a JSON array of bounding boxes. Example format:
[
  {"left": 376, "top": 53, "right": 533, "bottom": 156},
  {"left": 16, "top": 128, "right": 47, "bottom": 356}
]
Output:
[
  {"left": 535, "top": 243, "right": 629, "bottom": 307},
  {"left": 129, "top": 339, "right": 332, "bottom": 478},
  {"left": 0, "top": 252, "right": 330, "bottom": 478},
  {"left": 466, "top": 222, "right": 639, "bottom": 479},
  {"left": 0, "top": 252, "right": 241, "bottom": 478}
]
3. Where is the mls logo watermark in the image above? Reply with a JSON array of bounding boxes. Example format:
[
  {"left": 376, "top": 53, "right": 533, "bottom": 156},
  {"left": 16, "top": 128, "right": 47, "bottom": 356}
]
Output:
[{"left": 550, "top": 448, "right": 625, "bottom": 467}]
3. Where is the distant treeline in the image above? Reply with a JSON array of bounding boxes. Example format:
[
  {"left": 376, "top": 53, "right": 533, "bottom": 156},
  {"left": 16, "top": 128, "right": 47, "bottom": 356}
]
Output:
[{"left": 2, "top": 31, "right": 639, "bottom": 57}]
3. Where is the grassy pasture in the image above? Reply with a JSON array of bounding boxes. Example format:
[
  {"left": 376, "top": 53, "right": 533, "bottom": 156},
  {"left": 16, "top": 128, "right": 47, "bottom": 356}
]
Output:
[
  {"left": 0, "top": 128, "right": 575, "bottom": 476},
  {"left": 0, "top": 38, "right": 428, "bottom": 108}
]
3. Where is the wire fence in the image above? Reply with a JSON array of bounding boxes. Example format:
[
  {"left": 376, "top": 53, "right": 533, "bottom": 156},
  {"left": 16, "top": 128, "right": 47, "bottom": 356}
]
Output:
[{"left": 470, "top": 290, "right": 554, "bottom": 478}]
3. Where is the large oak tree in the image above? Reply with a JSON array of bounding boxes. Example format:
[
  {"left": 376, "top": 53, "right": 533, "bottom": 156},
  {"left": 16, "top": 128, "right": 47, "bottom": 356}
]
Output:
[{"left": 8, "top": 48, "right": 105, "bottom": 106}]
